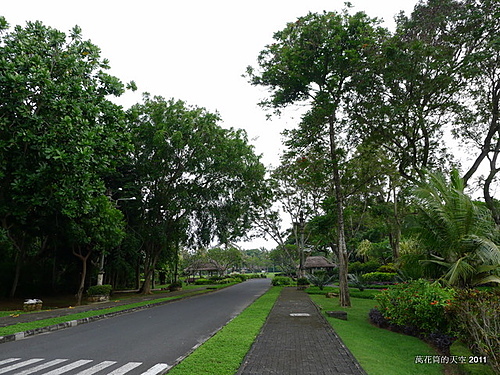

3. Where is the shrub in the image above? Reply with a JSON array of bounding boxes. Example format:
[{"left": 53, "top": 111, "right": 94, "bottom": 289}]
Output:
[
  {"left": 296, "top": 277, "right": 310, "bottom": 286},
  {"left": 272, "top": 276, "right": 293, "bottom": 286},
  {"left": 87, "top": 284, "right": 112, "bottom": 296},
  {"left": 349, "top": 260, "right": 381, "bottom": 275},
  {"left": 168, "top": 281, "right": 183, "bottom": 291},
  {"left": 375, "top": 279, "right": 454, "bottom": 335},
  {"left": 195, "top": 278, "right": 212, "bottom": 285},
  {"left": 447, "top": 289, "right": 500, "bottom": 373},
  {"left": 377, "top": 263, "right": 397, "bottom": 273},
  {"left": 361, "top": 272, "right": 397, "bottom": 283},
  {"left": 306, "top": 271, "right": 334, "bottom": 290},
  {"left": 230, "top": 273, "right": 248, "bottom": 282}
]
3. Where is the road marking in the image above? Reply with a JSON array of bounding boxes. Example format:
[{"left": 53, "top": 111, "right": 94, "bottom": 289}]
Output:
[
  {"left": 0, "top": 359, "right": 21, "bottom": 366},
  {"left": 41, "top": 359, "right": 93, "bottom": 375},
  {"left": 74, "top": 361, "right": 116, "bottom": 375},
  {"left": 290, "top": 313, "right": 311, "bottom": 317},
  {"left": 139, "top": 363, "right": 170, "bottom": 375},
  {"left": 0, "top": 359, "right": 171, "bottom": 375},
  {"left": 106, "top": 362, "right": 142, "bottom": 375},
  {"left": 0, "top": 359, "right": 44, "bottom": 374},
  {"left": 12, "top": 359, "right": 68, "bottom": 375}
]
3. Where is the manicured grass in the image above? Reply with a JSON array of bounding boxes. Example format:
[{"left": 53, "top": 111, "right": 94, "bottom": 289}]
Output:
[
  {"left": 306, "top": 286, "right": 382, "bottom": 299},
  {"left": 0, "top": 288, "right": 217, "bottom": 337},
  {"left": 310, "top": 295, "right": 443, "bottom": 375},
  {"left": 167, "top": 287, "right": 280, "bottom": 375}
]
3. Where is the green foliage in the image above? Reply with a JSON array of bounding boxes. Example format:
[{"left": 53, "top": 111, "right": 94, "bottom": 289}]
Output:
[
  {"left": 194, "top": 278, "right": 211, "bottom": 285},
  {"left": 306, "top": 271, "right": 334, "bottom": 290},
  {"left": 447, "top": 289, "right": 500, "bottom": 373},
  {"left": 377, "top": 264, "right": 397, "bottom": 273},
  {"left": 87, "top": 284, "right": 112, "bottom": 296},
  {"left": 375, "top": 279, "right": 454, "bottom": 334},
  {"left": 361, "top": 272, "right": 397, "bottom": 283},
  {"left": 271, "top": 276, "right": 293, "bottom": 286},
  {"left": 413, "top": 170, "right": 500, "bottom": 287},
  {"left": 296, "top": 277, "right": 310, "bottom": 286},
  {"left": 349, "top": 260, "right": 381, "bottom": 275}
]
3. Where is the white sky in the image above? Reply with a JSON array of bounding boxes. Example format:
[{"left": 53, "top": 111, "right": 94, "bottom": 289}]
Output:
[{"left": 2, "top": 0, "right": 419, "bottom": 249}]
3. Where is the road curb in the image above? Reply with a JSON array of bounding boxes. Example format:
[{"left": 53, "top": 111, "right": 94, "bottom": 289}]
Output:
[{"left": 0, "top": 290, "right": 214, "bottom": 345}]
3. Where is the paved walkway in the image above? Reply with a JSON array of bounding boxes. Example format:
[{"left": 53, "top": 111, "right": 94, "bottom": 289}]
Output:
[{"left": 237, "top": 287, "right": 367, "bottom": 375}]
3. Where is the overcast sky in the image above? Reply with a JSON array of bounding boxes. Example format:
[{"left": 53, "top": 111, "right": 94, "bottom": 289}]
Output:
[{"left": 2, "top": 0, "right": 419, "bottom": 249}]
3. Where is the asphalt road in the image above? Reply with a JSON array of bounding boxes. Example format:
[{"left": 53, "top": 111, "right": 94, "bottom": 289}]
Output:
[{"left": 0, "top": 278, "right": 271, "bottom": 374}]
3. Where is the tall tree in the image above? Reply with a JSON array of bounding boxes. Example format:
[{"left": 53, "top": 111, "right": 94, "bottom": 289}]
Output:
[
  {"left": 0, "top": 19, "right": 130, "bottom": 297},
  {"left": 127, "top": 95, "right": 268, "bottom": 294},
  {"left": 247, "top": 9, "right": 387, "bottom": 306}
]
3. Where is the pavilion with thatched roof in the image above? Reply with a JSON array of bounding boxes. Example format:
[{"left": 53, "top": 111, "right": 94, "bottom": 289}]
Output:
[
  {"left": 184, "top": 259, "right": 225, "bottom": 278},
  {"left": 304, "top": 256, "right": 336, "bottom": 273}
]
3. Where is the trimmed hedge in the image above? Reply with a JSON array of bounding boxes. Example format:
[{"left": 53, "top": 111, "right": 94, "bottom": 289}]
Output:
[
  {"left": 87, "top": 284, "right": 112, "bottom": 296},
  {"left": 361, "top": 272, "right": 397, "bottom": 283}
]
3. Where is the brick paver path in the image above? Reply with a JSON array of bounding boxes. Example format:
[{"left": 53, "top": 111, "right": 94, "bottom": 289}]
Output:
[{"left": 237, "top": 287, "right": 367, "bottom": 375}]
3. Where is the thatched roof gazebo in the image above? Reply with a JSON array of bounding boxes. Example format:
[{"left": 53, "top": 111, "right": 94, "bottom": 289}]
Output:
[
  {"left": 304, "top": 256, "right": 336, "bottom": 273},
  {"left": 184, "top": 259, "right": 224, "bottom": 277}
]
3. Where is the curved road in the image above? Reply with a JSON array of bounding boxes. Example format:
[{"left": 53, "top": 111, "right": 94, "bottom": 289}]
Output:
[{"left": 0, "top": 278, "right": 271, "bottom": 374}]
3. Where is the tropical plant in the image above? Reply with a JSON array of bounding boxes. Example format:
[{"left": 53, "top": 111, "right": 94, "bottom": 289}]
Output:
[
  {"left": 413, "top": 170, "right": 500, "bottom": 287},
  {"left": 306, "top": 271, "right": 334, "bottom": 290}
]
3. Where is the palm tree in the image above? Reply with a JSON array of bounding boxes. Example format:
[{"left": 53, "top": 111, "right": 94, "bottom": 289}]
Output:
[{"left": 412, "top": 170, "right": 500, "bottom": 287}]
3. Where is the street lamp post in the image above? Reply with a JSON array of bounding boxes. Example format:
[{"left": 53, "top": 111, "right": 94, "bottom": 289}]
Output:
[
  {"left": 96, "top": 196, "right": 136, "bottom": 286},
  {"left": 298, "top": 211, "right": 305, "bottom": 278}
]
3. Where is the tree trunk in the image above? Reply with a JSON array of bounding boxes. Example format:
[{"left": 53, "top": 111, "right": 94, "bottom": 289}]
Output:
[
  {"left": 329, "top": 117, "right": 351, "bottom": 307},
  {"left": 10, "top": 252, "right": 22, "bottom": 298},
  {"left": 73, "top": 245, "right": 92, "bottom": 305},
  {"left": 389, "top": 186, "right": 401, "bottom": 260}
]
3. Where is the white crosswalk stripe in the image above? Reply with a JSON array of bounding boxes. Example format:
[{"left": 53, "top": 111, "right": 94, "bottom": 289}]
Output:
[
  {"left": 138, "top": 363, "right": 170, "bottom": 375},
  {"left": 12, "top": 359, "right": 68, "bottom": 375},
  {"left": 0, "top": 359, "right": 44, "bottom": 374},
  {"left": 0, "top": 360, "right": 21, "bottom": 367},
  {"left": 74, "top": 361, "right": 116, "bottom": 375},
  {"left": 0, "top": 358, "right": 171, "bottom": 375},
  {"left": 41, "top": 359, "right": 93, "bottom": 375},
  {"left": 106, "top": 362, "right": 143, "bottom": 375}
]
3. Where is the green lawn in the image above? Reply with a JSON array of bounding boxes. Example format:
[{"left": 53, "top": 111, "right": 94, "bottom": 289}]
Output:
[{"left": 310, "top": 295, "right": 443, "bottom": 375}]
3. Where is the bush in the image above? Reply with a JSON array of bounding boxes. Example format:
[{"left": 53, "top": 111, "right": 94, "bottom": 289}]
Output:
[
  {"left": 296, "top": 277, "right": 310, "bottom": 286},
  {"left": 195, "top": 278, "right": 212, "bottom": 285},
  {"left": 306, "top": 271, "right": 334, "bottom": 290},
  {"left": 377, "top": 263, "right": 397, "bottom": 273},
  {"left": 272, "top": 276, "right": 293, "bottom": 286},
  {"left": 375, "top": 279, "right": 454, "bottom": 335},
  {"left": 349, "top": 260, "right": 381, "bottom": 275},
  {"left": 168, "top": 281, "right": 183, "bottom": 291},
  {"left": 447, "top": 289, "right": 500, "bottom": 373},
  {"left": 87, "top": 284, "right": 112, "bottom": 296},
  {"left": 230, "top": 273, "right": 248, "bottom": 282},
  {"left": 361, "top": 272, "right": 397, "bottom": 283}
]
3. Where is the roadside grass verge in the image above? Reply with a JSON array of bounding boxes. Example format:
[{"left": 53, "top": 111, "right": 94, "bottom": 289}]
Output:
[
  {"left": 167, "top": 286, "right": 280, "bottom": 375},
  {"left": 310, "top": 295, "right": 443, "bottom": 375},
  {"left": 0, "top": 287, "right": 227, "bottom": 337}
]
